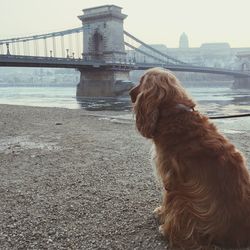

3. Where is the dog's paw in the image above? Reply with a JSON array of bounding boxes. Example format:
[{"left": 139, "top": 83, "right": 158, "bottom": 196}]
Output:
[
  {"left": 153, "top": 206, "right": 163, "bottom": 218},
  {"left": 159, "top": 225, "right": 166, "bottom": 236}
]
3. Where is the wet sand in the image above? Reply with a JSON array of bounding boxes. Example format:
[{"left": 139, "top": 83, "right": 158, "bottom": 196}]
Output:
[{"left": 0, "top": 104, "right": 249, "bottom": 250}]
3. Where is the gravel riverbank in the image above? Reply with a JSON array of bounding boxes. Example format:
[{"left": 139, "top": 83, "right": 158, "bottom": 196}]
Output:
[{"left": 0, "top": 104, "right": 249, "bottom": 250}]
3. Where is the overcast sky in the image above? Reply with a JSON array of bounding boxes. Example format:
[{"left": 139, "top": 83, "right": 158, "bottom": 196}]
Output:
[{"left": 1, "top": 0, "right": 249, "bottom": 48}]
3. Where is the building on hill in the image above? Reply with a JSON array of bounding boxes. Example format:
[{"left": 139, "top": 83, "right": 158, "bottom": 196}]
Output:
[{"left": 200, "top": 43, "right": 230, "bottom": 50}]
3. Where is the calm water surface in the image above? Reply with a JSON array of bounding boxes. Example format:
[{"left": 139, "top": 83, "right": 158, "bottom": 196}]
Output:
[
  {"left": 0, "top": 85, "right": 249, "bottom": 132},
  {"left": 0, "top": 86, "right": 249, "bottom": 114}
]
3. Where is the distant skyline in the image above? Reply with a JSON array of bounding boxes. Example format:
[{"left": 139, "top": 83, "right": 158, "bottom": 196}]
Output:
[{"left": 1, "top": 0, "right": 250, "bottom": 48}]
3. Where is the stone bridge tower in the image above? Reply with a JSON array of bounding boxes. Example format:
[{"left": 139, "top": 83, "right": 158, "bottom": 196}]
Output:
[
  {"left": 77, "top": 5, "right": 133, "bottom": 96},
  {"left": 233, "top": 52, "right": 250, "bottom": 89}
]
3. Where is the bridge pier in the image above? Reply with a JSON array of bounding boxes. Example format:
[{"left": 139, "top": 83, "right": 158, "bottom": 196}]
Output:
[
  {"left": 233, "top": 77, "right": 250, "bottom": 89},
  {"left": 76, "top": 69, "right": 133, "bottom": 97}
]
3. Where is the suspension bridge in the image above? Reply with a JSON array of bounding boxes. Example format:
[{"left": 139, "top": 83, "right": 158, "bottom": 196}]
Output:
[{"left": 0, "top": 5, "right": 249, "bottom": 96}]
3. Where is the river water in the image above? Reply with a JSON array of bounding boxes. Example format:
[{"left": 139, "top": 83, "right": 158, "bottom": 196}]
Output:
[{"left": 0, "top": 85, "right": 249, "bottom": 133}]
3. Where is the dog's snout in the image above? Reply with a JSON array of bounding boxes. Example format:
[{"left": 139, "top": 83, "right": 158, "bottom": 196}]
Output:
[{"left": 129, "top": 85, "right": 139, "bottom": 103}]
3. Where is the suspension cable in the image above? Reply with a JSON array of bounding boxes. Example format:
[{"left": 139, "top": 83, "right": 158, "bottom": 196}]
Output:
[{"left": 124, "top": 30, "right": 187, "bottom": 65}]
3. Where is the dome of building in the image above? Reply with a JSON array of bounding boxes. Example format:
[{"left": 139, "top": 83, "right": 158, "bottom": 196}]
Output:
[{"left": 179, "top": 32, "right": 189, "bottom": 49}]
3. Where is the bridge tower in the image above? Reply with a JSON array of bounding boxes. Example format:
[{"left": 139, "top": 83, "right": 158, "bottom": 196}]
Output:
[
  {"left": 233, "top": 52, "right": 250, "bottom": 89},
  {"left": 77, "top": 5, "right": 133, "bottom": 97}
]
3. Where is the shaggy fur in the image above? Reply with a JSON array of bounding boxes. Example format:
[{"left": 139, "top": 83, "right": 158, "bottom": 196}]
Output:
[{"left": 129, "top": 68, "right": 250, "bottom": 250}]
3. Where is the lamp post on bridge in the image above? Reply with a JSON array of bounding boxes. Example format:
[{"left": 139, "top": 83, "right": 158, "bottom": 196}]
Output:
[
  {"left": 6, "top": 43, "right": 10, "bottom": 55},
  {"left": 66, "top": 49, "right": 69, "bottom": 58}
]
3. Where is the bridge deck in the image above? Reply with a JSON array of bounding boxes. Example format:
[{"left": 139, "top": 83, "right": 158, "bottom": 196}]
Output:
[{"left": 0, "top": 55, "right": 249, "bottom": 78}]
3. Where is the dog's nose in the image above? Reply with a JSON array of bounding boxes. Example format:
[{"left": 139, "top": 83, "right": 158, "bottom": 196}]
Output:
[
  {"left": 128, "top": 86, "right": 134, "bottom": 95},
  {"left": 128, "top": 86, "right": 134, "bottom": 96}
]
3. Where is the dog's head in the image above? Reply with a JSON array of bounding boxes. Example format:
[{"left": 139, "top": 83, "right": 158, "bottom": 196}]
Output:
[{"left": 129, "top": 68, "right": 195, "bottom": 139}]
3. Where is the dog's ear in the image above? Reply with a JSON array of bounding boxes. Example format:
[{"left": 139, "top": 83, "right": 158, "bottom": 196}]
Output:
[{"left": 134, "top": 83, "right": 165, "bottom": 138}]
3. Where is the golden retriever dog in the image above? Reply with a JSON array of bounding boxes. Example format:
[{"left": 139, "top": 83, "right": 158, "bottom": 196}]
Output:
[{"left": 129, "top": 68, "right": 250, "bottom": 250}]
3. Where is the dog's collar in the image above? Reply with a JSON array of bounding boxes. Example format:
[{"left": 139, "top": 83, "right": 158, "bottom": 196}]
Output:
[
  {"left": 175, "top": 103, "right": 194, "bottom": 112},
  {"left": 160, "top": 103, "right": 195, "bottom": 118}
]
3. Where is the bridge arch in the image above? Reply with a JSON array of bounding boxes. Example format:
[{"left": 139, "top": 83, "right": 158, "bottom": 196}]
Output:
[
  {"left": 241, "top": 62, "right": 249, "bottom": 71},
  {"left": 92, "top": 30, "right": 104, "bottom": 58}
]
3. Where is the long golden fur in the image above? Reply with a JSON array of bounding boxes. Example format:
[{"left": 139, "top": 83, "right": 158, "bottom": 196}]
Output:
[{"left": 129, "top": 68, "right": 250, "bottom": 249}]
